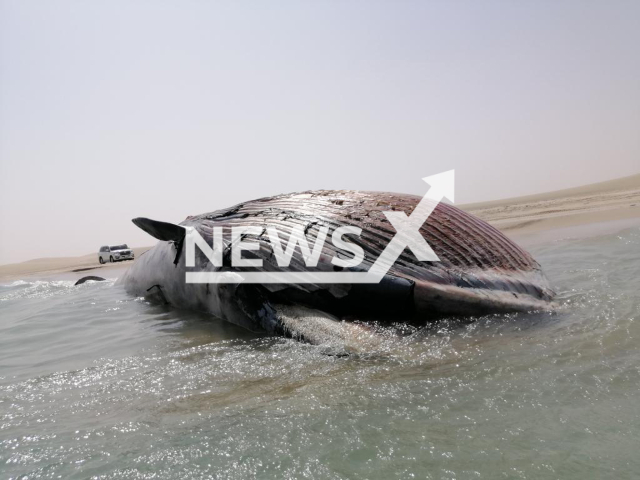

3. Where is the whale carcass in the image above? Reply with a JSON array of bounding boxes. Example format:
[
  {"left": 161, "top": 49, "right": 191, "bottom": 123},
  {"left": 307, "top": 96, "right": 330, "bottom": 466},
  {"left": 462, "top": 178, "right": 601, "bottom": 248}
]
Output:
[{"left": 119, "top": 190, "right": 554, "bottom": 344}]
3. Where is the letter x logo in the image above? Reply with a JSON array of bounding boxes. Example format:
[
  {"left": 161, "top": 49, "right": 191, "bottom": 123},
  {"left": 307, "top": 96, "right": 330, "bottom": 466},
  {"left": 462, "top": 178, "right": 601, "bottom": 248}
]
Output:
[{"left": 367, "top": 170, "right": 454, "bottom": 279}]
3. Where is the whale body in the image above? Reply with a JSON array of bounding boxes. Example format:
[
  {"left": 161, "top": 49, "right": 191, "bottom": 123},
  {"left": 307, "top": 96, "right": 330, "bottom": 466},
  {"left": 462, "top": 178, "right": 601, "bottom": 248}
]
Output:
[{"left": 119, "top": 190, "right": 554, "bottom": 345}]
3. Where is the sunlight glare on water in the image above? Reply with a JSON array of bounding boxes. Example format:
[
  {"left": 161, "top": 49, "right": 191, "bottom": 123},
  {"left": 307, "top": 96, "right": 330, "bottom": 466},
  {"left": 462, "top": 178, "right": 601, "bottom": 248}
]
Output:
[{"left": 1, "top": 227, "right": 639, "bottom": 479}]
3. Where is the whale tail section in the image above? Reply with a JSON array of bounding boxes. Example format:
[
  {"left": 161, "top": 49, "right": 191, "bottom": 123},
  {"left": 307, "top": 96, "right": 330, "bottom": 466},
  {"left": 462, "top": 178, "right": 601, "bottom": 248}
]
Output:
[
  {"left": 132, "top": 218, "right": 186, "bottom": 242},
  {"left": 132, "top": 217, "right": 187, "bottom": 265},
  {"left": 74, "top": 276, "right": 106, "bottom": 285}
]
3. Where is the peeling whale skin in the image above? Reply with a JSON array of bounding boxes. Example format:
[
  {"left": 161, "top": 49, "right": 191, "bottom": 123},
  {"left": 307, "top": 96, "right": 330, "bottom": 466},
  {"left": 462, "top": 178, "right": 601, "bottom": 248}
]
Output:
[{"left": 119, "top": 190, "right": 555, "bottom": 339}]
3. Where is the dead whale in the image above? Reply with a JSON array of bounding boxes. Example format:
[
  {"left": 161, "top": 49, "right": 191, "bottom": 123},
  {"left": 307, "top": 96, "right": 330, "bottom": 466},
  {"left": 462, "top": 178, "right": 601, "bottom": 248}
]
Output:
[{"left": 118, "top": 189, "right": 554, "bottom": 345}]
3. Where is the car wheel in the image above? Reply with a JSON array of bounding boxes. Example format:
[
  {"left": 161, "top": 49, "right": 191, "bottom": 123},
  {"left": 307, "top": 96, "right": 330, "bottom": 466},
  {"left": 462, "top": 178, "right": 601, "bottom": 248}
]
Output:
[
  {"left": 109, "top": 256, "right": 114, "bottom": 263},
  {"left": 99, "top": 257, "right": 105, "bottom": 264}
]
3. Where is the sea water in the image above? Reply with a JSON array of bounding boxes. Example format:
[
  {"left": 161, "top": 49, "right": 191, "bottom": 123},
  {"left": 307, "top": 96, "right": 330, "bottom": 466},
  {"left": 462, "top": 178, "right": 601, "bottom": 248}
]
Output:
[{"left": 1, "top": 225, "right": 639, "bottom": 479}]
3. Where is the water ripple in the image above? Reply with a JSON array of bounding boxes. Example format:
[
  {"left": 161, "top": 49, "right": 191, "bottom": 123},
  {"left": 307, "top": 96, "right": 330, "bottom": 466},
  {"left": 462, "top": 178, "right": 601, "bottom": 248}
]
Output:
[{"left": 1, "top": 227, "right": 639, "bottom": 478}]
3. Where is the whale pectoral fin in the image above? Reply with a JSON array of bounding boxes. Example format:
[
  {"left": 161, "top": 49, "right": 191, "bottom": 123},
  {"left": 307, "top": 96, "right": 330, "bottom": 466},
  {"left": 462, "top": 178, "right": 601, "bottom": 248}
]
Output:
[
  {"left": 273, "top": 304, "right": 383, "bottom": 354},
  {"left": 74, "top": 276, "right": 106, "bottom": 285},
  {"left": 132, "top": 217, "right": 186, "bottom": 242},
  {"left": 233, "top": 286, "right": 381, "bottom": 352}
]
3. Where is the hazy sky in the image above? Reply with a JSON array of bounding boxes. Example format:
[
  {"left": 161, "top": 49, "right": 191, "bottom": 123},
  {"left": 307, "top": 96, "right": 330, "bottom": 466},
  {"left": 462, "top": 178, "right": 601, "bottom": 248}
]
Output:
[{"left": 1, "top": 1, "right": 639, "bottom": 264}]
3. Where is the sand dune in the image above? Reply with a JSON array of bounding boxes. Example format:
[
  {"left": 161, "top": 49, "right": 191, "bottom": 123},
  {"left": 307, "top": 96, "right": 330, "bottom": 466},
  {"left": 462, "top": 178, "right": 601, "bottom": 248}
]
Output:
[
  {"left": 0, "top": 247, "right": 150, "bottom": 283},
  {"left": 461, "top": 173, "right": 640, "bottom": 235},
  {"left": 1, "top": 173, "right": 639, "bottom": 282}
]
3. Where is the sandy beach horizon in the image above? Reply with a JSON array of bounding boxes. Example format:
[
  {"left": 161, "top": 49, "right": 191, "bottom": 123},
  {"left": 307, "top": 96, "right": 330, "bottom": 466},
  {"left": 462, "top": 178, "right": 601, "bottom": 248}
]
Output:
[
  {"left": 463, "top": 172, "right": 640, "bottom": 233},
  {"left": 1, "top": 172, "right": 638, "bottom": 284}
]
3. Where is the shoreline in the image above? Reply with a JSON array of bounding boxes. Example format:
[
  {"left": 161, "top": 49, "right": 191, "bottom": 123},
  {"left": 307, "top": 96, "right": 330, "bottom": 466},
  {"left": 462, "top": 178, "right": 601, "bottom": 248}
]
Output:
[
  {"left": 1, "top": 173, "right": 639, "bottom": 284},
  {"left": 462, "top": 172, "right": 640, "bottom": 237},
  {"left": 0, "top": 248, "right": 151, "bottom": 284}
]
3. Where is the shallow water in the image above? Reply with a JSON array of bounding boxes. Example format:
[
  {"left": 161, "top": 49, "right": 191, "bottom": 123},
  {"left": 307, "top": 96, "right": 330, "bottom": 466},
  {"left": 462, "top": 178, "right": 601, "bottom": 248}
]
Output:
[{"left": 1, "top": 226, "right": 639, "bottom": 479}]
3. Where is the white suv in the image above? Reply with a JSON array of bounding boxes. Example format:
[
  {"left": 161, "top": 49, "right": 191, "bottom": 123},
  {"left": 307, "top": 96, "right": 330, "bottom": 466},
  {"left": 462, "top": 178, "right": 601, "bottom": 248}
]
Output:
[{"left": 98, "top": 244, "right": 134, "bottom": 264}]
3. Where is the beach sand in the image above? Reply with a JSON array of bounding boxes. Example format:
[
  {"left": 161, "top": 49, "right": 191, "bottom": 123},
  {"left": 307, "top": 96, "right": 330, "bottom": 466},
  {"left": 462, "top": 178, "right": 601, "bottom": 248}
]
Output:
[
  {"left": 1, "top": 173, "right": 639, "bottom": 283},
  {"left": 462, "top": 173, "right": 640, "bottom": 236},
  {"left": 0, "top": 248, "right": 151, "bottom": 283}
]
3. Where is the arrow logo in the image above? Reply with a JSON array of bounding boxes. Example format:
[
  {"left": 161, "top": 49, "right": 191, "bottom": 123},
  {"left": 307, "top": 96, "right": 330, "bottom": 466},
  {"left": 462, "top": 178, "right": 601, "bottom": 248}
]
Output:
[{"left": 366, "top": 170, "right": 453, "bottom": 280}]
